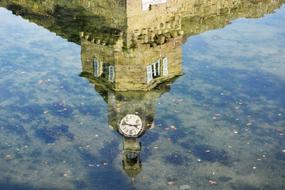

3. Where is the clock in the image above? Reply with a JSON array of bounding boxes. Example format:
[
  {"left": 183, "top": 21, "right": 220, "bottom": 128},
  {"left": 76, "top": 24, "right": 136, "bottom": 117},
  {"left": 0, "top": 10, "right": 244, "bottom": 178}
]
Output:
[{"left": 119, "top": 114, "right": 144, "bottom": 137}]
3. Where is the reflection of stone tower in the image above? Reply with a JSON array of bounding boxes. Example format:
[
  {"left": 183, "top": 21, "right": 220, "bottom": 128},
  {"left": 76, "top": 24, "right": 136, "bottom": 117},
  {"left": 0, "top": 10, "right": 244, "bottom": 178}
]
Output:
[
  {"left": 78, "top": 1, "right": 184, "bottom": 176},
  {"left": 107, "top": 88, "right": 170, "bottom": 177},
  {"left": 107, "top": 90, "right": 159, "bottom": 134},
  {"left": 2, "top": 0, "right": 284, "bottom": 45},
  {"left": 122, "top": 138, "right": 142, "bottom": 177},
  {"left": 78, "top": 0, "right": 185, "bottom": 92},
  {"left": 80, "top": 32, "right": 184, "bottom": 91},
  {"left": 89, "top": 82, "right": 173, "bottom": 178},
  {"left": 83, "top": 75, "right": 174, "bottom": 177}
]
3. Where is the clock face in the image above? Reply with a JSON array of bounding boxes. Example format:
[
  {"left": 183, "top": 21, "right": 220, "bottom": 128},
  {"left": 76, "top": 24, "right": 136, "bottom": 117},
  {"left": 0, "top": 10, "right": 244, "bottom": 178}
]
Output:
[{"left": 119, "top": 114, "right": 143, "bottom": 137}]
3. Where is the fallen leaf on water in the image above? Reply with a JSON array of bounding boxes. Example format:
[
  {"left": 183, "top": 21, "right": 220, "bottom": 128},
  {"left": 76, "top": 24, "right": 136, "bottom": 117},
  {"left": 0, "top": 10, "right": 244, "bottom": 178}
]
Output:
[
  {"left": 4, "top": 154, "right": 13, "bottom": 161},
  {"left": 102, "top": 162, "right": 108, "bottom": 166},
  {"left": 208, "top": 180, "right": 218, "bottom": 185},
  {"left": 167, "top": 180, "right": 176, "bottom": 186}
]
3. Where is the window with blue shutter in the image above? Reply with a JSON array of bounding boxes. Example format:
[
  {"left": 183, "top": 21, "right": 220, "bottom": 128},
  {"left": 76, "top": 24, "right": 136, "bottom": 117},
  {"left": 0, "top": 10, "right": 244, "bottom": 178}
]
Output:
[{"left": 147, "top": 59, "right": 162, "bottom": 83}]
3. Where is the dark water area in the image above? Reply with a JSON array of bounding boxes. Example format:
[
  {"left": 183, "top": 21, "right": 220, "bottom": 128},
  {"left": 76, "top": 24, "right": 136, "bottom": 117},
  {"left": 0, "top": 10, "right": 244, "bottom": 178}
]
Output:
[{"left": 0, "top": 0, "right": 285, "bottom": 189}]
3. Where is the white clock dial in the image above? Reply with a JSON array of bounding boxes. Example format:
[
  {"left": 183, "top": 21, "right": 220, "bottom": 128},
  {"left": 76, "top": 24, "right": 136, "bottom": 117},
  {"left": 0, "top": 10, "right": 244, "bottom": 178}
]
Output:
[{"left": 119, "top": 114, "right": 143, "bottom": 137}]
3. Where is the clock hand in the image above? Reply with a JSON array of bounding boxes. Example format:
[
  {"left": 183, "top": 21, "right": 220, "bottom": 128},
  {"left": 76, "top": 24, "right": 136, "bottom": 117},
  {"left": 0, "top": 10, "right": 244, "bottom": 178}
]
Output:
[{"left": 127, "top": 124, "right": 140, "bottom": 129}]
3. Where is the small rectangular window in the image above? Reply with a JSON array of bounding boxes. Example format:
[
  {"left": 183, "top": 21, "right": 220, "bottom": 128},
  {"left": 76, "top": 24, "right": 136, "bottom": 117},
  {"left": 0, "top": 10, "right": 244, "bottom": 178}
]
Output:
[
  {"left": 142, "top": 0, "right": 167, "bottom": 11},
  {"left": 147, "top": 59, "right": 162, "bottom": 83},
  {"left": 152, "top": 60, "right": 161, "bottom": 78}
]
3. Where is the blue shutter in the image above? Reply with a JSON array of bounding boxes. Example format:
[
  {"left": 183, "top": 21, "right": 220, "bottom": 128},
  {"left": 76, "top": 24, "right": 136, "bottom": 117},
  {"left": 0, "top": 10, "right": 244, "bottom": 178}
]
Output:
[
  {"left": 93, "top": 58, "right": 100, "bottom": 77},
  {"left": 163, "top": 57, "right": 168, "bottom": 76},
  {"left": 147, "top": 65, "right": 153, "bottom": 83},
  {"left": 109, "top": 66, "right": 115, "bottom": 82}
]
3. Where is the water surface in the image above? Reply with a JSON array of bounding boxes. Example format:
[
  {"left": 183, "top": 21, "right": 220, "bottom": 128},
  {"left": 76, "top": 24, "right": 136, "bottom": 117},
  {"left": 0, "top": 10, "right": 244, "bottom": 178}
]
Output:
[{"left": 0, "top": 1, "right": 285, "bottom": 190}]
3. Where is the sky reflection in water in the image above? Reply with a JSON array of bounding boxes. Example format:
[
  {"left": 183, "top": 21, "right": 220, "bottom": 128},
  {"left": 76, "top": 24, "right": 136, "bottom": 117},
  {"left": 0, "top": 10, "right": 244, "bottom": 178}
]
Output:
[{"left": 0, "top": 1, "right": 285, "bottom": 190}]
